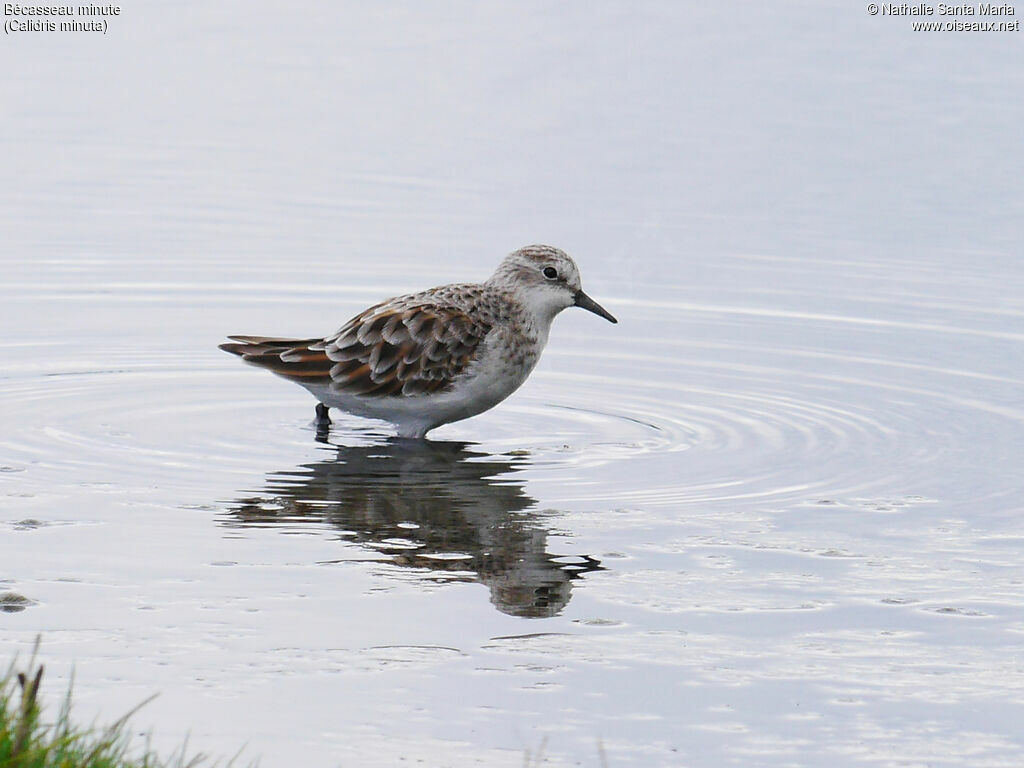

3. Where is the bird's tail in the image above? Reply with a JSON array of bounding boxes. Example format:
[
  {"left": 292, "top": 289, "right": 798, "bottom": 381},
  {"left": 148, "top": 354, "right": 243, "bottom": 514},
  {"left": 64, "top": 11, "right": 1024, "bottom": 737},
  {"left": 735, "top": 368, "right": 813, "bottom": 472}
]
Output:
[{"left": 219, "top": 335, "right": 333, "bottom": 380}]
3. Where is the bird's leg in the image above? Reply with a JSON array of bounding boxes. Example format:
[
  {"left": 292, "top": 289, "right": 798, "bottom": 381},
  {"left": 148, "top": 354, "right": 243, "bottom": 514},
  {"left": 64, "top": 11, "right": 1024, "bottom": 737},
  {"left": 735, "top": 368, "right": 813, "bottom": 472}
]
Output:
[{"left": 315, "top": 402, "right": 331, "bottom": 427}]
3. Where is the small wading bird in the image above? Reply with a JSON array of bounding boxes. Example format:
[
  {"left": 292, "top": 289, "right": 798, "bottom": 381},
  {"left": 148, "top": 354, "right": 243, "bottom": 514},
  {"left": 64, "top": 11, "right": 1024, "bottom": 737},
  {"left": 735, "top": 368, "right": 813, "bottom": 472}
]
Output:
[{"left": 219, "top": 245, "right": 617, "bottom": 438}]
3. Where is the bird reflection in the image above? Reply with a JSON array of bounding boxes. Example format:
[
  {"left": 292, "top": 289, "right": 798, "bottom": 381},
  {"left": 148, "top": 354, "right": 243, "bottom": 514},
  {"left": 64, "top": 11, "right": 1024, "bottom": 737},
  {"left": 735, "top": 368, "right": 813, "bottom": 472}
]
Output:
[{"left": 221, "top": 439, "right": 602, "bottom": 617}]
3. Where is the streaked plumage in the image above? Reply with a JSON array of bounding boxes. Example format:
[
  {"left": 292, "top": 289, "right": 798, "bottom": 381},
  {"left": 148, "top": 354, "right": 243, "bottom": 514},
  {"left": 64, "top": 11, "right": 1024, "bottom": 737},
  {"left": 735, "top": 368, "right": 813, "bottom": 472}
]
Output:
[{"left": 220, "top": 245, "right": 617, "bottom": 438}]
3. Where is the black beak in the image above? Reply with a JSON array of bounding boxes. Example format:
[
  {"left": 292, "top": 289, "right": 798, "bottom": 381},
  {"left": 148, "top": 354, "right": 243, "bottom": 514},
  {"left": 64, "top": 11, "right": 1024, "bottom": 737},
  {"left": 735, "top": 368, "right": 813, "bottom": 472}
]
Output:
[{"left": 573, "top": 290, "right": 617, "bottom": 323}]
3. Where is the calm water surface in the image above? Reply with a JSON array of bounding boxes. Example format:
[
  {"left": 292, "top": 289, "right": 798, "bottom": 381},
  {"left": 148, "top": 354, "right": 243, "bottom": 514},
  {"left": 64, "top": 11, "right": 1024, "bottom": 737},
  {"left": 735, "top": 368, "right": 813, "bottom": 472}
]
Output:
[{"left": 2, "top": 3, "right": 1023, "bottom": 767}]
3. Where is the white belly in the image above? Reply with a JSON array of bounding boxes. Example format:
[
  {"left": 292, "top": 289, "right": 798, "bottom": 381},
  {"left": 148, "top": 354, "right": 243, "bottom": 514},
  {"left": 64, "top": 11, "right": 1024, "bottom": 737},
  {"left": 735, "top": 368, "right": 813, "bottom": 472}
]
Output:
[{"left": 299, "top": 330, "right": 544, "bottom": 437}]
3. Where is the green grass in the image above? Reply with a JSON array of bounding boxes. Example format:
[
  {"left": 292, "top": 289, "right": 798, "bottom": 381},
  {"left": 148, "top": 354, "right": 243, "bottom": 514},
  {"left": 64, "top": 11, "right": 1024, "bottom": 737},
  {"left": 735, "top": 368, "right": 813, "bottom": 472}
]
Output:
[
  {"left": 0, "top": 639, "right": 227, "bottom": 768},
  {"left": 3, "top": 640, "right": 607, "bottom": 768}
]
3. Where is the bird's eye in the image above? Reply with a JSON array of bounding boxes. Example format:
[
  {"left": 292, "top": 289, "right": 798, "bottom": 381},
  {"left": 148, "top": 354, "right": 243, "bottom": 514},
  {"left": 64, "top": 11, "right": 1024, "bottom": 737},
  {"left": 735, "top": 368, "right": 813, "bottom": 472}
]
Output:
[{"left": 543, "top": 267, "right": 558, "bottom": 280}]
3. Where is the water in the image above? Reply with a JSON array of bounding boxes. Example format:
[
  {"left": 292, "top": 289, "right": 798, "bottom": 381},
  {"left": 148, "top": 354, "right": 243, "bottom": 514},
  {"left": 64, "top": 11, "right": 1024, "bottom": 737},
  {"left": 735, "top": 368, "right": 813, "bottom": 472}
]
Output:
[{"left": 2, "top": 2, "right": 1023, "bottom": 766}]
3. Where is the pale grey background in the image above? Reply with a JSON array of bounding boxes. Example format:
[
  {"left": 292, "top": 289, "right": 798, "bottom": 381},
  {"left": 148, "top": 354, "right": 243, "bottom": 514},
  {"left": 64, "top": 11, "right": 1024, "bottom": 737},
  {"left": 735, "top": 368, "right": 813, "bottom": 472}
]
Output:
[{"left": 2, "top": 3, "right": 1022, "bottom": 767}]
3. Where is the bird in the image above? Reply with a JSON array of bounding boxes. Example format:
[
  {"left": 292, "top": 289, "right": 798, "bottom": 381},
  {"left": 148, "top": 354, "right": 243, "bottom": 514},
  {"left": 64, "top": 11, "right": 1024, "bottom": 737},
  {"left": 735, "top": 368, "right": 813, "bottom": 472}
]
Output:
[{"left": 219, "top": 245, "right": 617, "bottom": 438}]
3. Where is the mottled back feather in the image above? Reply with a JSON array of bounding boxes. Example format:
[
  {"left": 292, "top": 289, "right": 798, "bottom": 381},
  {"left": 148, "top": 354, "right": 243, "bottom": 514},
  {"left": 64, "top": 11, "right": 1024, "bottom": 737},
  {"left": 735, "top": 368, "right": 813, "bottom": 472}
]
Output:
[{"left": 219, "top": 299, "right": 493, "bottom": 397}]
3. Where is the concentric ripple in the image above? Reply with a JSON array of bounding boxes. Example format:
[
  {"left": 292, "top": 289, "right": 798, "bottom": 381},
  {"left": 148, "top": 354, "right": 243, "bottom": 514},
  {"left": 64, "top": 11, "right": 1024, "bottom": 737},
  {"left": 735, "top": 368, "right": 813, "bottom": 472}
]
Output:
[{"left": 2, "top": 260, "right": 1022, "bottom": 522}]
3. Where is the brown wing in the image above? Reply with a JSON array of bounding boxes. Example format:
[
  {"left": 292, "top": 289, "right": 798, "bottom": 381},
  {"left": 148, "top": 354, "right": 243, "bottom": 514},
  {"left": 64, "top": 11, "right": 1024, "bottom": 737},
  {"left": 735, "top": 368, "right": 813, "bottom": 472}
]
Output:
[
  {"left": 219, "top": 303, "right": 492, "bottom": 397},
  {"left": 323, "top": 302, "right": 492, "bottom": 396}
]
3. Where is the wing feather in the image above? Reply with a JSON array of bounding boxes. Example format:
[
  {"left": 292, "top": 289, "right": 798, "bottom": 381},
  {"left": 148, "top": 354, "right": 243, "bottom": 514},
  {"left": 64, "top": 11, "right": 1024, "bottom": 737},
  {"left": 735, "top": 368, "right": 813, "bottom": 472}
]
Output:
[
  {"left": 220, "top": 300, "right": 493, "bottom": 397},
  {"left": 323, "top": 303, "right": 492, "bottom": 397}
]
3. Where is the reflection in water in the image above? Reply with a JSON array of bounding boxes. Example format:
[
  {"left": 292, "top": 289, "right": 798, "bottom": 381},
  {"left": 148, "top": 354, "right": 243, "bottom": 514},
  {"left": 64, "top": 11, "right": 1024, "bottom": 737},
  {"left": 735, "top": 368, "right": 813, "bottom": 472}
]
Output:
[{"left": 221, "top": 440, "right": 602, "bottom": 618}]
